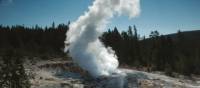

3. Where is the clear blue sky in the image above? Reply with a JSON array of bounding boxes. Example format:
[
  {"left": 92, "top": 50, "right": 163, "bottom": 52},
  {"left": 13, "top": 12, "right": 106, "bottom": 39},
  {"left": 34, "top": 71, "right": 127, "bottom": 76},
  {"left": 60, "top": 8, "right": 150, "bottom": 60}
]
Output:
[{"left": 0, "top": 0, "right": 200, "bottom": 36}]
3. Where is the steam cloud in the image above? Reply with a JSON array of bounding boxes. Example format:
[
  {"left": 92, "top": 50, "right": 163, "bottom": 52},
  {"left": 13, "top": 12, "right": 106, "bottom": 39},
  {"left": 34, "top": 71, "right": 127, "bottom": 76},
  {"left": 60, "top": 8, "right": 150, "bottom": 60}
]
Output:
[{"left": 65, "top": 0, "right": 140, "bottom": 77}]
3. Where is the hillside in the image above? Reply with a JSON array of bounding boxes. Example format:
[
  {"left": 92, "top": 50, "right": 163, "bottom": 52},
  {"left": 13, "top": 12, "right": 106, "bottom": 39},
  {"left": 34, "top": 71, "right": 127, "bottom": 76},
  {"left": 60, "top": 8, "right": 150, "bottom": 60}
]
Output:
[
  {"left": 166, "top": 30, "right": 200, "bottom": 47},
  {"left": 167, "top": 30, "right": 200, "bottom": 40}
]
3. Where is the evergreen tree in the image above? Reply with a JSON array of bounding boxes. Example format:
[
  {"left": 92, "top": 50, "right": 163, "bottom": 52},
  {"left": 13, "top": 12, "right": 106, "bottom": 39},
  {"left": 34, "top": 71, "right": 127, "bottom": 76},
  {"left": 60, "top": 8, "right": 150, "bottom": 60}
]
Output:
[{"left": 0, "top": 50, "right": 30, "bottom": 88}]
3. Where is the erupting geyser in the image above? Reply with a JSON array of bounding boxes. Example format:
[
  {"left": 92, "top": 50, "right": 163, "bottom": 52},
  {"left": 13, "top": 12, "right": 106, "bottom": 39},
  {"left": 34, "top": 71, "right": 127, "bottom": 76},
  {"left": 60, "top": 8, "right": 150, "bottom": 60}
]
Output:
[{"left": 64, "top": 0, "right": 140, "bottom": 77}]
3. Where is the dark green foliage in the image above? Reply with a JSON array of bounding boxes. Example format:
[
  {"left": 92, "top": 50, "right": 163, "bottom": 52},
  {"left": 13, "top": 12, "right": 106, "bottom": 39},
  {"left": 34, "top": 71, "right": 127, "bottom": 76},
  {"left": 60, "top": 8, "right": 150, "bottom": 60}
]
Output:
[
  {"left": 0, "top": 23, "right": 200, "bottom": 76},
  {"left": 101, "top": 27, "right": 200, "bottom": 76},
  {"left": 0, "top": 23, "right": 69, "bottom": 57},
  {"left": 0, "top": 23, "right": 69, "bottom": 88},
  {"left": 0, "top": 50, "right": 30, "bottom": 88}
]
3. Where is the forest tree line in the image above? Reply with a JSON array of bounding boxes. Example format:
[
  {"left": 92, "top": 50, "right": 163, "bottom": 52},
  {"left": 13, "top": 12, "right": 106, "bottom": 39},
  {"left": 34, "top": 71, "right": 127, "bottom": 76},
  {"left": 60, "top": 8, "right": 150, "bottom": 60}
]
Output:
[
  {"left": 0, "top": 23, "right": 200, "bottom": 77},
  {"left": 101, "top": 26, "right": 200, "bottom": 76},
  {"left": 0, "top": 23, "right": 69, "bottom": 88},
  {"left": 0, "top": 23, "right": 69, "bottom": 57}
]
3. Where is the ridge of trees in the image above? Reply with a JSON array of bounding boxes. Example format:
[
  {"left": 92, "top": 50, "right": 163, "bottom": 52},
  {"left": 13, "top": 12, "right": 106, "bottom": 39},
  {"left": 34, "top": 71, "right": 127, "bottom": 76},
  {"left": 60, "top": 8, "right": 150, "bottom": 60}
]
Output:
[
  {"left": 0, "top": 22, "right": 69, "bottom": 57},
  {"left": 0, "top": 23, "right": 200, "bottom": 77},
  {"left": 101, "top": 26, "right": 200, "bottom": 76}
]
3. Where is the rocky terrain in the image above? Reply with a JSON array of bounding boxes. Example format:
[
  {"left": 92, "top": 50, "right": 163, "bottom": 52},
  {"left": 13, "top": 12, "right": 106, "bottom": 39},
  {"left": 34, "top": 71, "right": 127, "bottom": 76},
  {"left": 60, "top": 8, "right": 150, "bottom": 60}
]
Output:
[{"left": 24, "top": 58, "right": 200, "bottom": 88}]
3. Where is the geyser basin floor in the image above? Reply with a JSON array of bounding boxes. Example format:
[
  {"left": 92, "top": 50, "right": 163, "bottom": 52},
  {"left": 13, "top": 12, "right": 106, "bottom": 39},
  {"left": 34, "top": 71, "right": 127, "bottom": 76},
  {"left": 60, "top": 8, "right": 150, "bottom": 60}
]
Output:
[
  {"left": 24, "top": 59, "right": 200, "bottom": 88},
  {"left": 93, "top": 69, "right": 200, "bottom": 88}
]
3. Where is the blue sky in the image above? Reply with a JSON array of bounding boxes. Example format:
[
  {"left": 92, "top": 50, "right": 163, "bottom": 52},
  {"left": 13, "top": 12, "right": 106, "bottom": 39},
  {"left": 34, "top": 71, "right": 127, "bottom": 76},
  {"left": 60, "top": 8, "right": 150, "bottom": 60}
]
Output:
[{"left": 0, "top": 0, "right": 200, "bottom": 36}]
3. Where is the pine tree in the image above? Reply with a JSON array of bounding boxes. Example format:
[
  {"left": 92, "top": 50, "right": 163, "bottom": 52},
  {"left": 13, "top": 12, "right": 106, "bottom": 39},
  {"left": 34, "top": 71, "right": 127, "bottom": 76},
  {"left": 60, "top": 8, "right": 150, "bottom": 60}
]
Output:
[{"left": 0, "top": 50, "right": 30, "bottom": 88}]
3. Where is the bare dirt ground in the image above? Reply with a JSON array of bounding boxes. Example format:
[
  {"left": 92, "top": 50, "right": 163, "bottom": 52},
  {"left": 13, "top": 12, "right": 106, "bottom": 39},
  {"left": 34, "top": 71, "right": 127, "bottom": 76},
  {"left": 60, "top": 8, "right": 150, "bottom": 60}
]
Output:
[{"left": 24, "top": 58, "right": 200, "bottom": 88}]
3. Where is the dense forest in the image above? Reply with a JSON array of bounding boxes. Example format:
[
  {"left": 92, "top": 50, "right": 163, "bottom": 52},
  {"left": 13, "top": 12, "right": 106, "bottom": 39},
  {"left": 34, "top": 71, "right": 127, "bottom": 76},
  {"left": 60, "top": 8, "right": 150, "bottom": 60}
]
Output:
[
  {"left": 101, "top": 26, "right": 200, "bottom": 76},
  {"left": 0, "top": 23, "right": 200, "bottom": 87},
  {"left": 0, "top": 23, "right": 69, "bottom": 57},
  {"left": 0, "top": 23, "right": 69, "bottom": 87}
]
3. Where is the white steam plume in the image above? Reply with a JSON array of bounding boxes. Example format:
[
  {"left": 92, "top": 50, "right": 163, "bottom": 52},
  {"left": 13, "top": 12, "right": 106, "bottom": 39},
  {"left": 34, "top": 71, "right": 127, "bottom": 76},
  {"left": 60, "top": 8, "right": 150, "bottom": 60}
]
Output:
[{"left": 65, "top": 0, "right": 140, "bottom": 77}]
